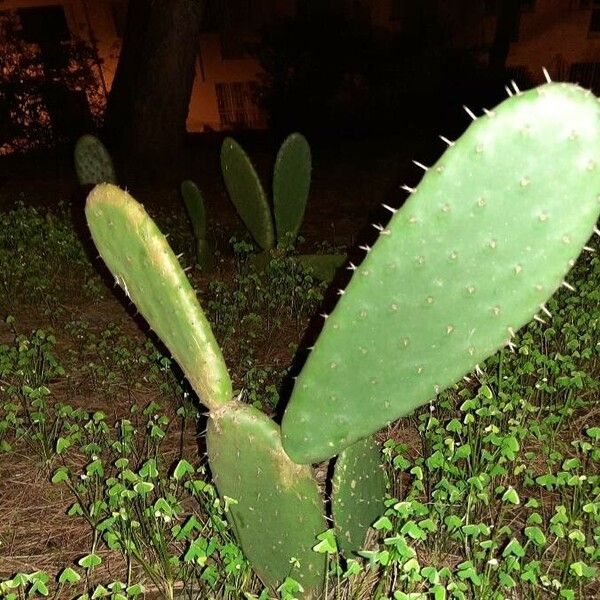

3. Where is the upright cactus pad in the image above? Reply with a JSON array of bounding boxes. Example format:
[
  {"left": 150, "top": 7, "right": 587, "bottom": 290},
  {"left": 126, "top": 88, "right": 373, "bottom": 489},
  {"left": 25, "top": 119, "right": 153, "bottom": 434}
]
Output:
[
  {"left": 221, "top": 137, "right": 275, "bottom": 251},
  {"left": 273, "top": 133, "right": 311, "bottom": 247},
  {"left": 181, "top": 180, "right": 214, "bottom": 272},
  {"left": 332, "top": 437, "right": 386, "bottom": 557},
  {"left": 283, "top": 83, "right": 600, "bottom": 464},
  {"left": 85, "top": 184, "right": 231, "bottom": 409},
  {"left": 74, "top": 134, "right": 117, "bottom": 185},
  {"left": 207, "top": 402, "right": 326, "bottom": 597}
]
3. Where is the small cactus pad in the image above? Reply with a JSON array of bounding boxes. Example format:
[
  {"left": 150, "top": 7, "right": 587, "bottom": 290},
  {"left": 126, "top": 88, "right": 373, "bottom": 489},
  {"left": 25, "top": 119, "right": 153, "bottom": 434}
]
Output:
[
  {"left": 207, "top": 402, "right": 326, "bottom": 597},
  {"left": 181, "top": 180, "right": 207, "bottom": 240},
  {"left": 273, "top": 133, "right": 311, "bottom": 247},
  {"left": 332, "top": 436, "right": 386, "bottom": 557},
  {"left": 283, "top": 83, "right": 600, "bottom": 464},
  {"left": 298, "top": 254, "right": 346, "bottom": 282},
  {"left": 74, "top": 134, "right": 117, "bottom": 185},
  {"left": 221, "top": 137, "right": 275, "bottom": 251},
  {"left": 86, "top": 184, "right": 231, "bottom": 408},
  {"left": 181, "top": 180, "right": 214, "bottom": 271}
]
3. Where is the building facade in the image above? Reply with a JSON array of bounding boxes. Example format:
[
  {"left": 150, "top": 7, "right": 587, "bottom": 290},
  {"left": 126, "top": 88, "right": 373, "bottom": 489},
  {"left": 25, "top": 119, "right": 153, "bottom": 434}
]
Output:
[{"left": 1, "top": 0, "right": 600, "bottom": 133}]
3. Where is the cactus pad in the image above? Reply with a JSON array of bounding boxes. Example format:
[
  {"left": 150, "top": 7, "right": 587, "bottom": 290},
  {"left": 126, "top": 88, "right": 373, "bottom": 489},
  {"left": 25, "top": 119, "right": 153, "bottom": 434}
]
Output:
[
  {"left": 181, "top": 180, "right": 214, "bottom": 271},
  {"left": 298, "top": 254, "right": 346, "bottom": 282},
  {"left": 332, "top": 437, "right": 386, "bottom": 557},
  {"left": 207, "top": 402, "right": 326, "bottom": 597},
  {"left": 86, "top": 184, "right": 231, "bottom": 409},
  {"left": 74, "top": 134, "right": 117, "bottom": 185},
  {"left": 283, "top": 83, "right": 600, "bottom": 464},
  {"left": 273, "top": 133, "right": 311, "bottom": 247},
  {"left": 221, "top": 137, "right": 275, "bottom": 251}
]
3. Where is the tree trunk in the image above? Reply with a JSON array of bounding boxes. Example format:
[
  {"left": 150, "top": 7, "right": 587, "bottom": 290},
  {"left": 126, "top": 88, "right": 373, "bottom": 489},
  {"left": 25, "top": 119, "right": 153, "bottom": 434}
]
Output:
[{"left": 103, "top": 0, "right": 203, "bottom": 174}]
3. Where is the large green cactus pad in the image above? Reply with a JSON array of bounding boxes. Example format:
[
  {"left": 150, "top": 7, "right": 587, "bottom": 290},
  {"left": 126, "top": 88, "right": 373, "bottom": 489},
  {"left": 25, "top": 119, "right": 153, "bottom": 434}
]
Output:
[
  {"left": 332, "top": 436, "right": 386, "bottom": 557},
  {"left": 207, "top": 402, "right": 326, "bottom": 597},
  {"left": 283, "top": 83, "right": 600, "bottom": 464},
  {"left": 86, "top": 184, "right": 231, "bottom": 409},
  {"left": 273, "top": 133, "right": 311, "bottom": 247},
  {"left": 181, "top": 180, "right": 214, "bottom": 272},
  {"left": 74, "top": 134, "right": 117, "bottom": 185},
  {"left": 221, "top": 137, "right": 275, "bottom": 251}
]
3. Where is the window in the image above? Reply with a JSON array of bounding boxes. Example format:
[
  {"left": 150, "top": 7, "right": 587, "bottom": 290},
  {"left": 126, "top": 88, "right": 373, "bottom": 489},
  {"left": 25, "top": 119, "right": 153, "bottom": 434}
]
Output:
[{"left": 215, "top": 81, "right": 262, "bottom": 129}]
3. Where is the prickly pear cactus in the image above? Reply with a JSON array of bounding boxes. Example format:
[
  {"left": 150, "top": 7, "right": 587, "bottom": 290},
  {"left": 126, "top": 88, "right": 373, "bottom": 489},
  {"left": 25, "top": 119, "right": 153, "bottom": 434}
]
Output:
[
  {"left": 181, "top": 180, "right": 214, "bottom": 272},
  {"left": 86, "top": 184, "right": 230, "bottom": 409},
  {"left": 221, "top": 137, "right": 275, "bottom": 251},
  {"left": 86, "top": 184, "right": 326, "bottom": 597},
  {"left": 207, "top": 402, "right": 326, "bottom": 597},
  {"left": 282, "top": 83, "right": 600, "bottom": 464},
  {"left": 273, "top": 133, "right": 311, "bottom": 247},
  {"left": 332, "top": 437, "right": 386, "bottom": 557},
  {"left": 74, "top": 134, "right": 117, "bottom": 185}
]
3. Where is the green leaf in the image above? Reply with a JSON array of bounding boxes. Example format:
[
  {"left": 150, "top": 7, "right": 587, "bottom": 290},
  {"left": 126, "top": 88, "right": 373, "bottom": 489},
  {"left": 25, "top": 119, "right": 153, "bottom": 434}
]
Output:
[
  {"left": 372, "top": 516, "right": 393, "bottom": 532},
  {"left": 138, "top": 458, "right": 158, "bottom": 479},
  {"left": 173, "top": 459, "right": 195, "bottom": 481},
  {"left": 51, "top": 467, "right": 69, "bottom": 484},
  {"left": 133, "top": 481, "right": 154, "bottom": 494},
  {"left": 502, "top": 487, "right": 520, "bottom": 505},
  {"left": 524, "top": 526, "right": 546, "bottom": 547},
  {"left": 78, "top": 554, "right": 102, "bottom": 569},
  {"left": 58, "top": 567, "right": 81, "bottom": 584},
  {"left": 585, "top": 427, "right": 600, "bottom": 440},
  {"left": 56, "top": 437, "right": 71, "bottom": 454},
  {"left": 503, "top": 538, "right": 525, "bottom": 558},
  {"left": 313, "top": 529, "right": 337, "bottom": 554}
]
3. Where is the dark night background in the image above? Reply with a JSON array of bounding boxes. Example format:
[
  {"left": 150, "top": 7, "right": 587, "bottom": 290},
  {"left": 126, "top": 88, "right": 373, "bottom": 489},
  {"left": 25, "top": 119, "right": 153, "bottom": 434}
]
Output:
[{"left": 1, "top": 1, "right": 599, "bottom": 184}]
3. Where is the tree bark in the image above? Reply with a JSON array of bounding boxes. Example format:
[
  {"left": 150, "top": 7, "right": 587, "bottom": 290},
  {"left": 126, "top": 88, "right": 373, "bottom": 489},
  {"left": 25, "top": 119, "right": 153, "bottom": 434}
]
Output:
[{"left": 103, "top": 0, "right": 203, "bottom": 174}]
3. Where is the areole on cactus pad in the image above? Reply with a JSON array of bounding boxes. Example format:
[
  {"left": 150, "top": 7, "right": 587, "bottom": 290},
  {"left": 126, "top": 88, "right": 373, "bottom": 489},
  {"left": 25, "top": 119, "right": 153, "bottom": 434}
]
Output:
[{"left": 282, "top": 82, "right": 600, "bottom": 464}]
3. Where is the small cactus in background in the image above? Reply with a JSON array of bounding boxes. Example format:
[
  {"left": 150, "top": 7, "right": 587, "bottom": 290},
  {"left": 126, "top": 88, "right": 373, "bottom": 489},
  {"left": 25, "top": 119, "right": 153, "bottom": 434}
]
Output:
[
  {"left": 273, "top": 132, "right": 312, "bottom": 247},
  {"left": 221, "top": 137, "right": 276, "bottom": 251},
  {"left": 85, "top": 82, "right": 600, "bottom": 596},
  {"left": 74, "top": 134, "right": 117, "bottom": 185},
  {"left": 221, "top": 133, "right": 345, "bottom": 281},
  {"left": 181, "top": 180, "right": 215, "bottom": 272}
]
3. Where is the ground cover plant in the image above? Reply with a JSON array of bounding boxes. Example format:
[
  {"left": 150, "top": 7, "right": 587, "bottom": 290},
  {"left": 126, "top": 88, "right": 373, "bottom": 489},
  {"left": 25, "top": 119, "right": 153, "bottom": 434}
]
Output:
[{"left": 0, "top": 81, "right": 598, "bottom": 600}]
